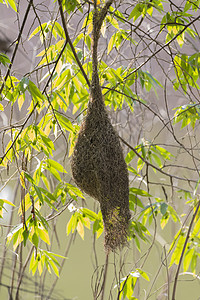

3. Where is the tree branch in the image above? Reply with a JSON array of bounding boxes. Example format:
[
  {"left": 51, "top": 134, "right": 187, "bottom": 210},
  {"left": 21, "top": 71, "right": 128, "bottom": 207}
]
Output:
[
  {"left": 0, "top": 0, "right": 33, "bottom": 95},
  {"left": 172, "top": 200, "right": 200, "bottom": 300},
  {"left": 57, "top": 0, "right": 91, "bottom": 88}
]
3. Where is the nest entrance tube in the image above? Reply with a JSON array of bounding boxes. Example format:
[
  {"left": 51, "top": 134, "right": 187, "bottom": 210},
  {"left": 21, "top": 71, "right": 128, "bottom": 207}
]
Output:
[{"left": 71, "top": 1, "right": 131, "bottom": 252}]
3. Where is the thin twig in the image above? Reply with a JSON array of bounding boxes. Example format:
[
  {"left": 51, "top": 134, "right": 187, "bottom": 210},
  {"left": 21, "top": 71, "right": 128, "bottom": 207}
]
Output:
[
  {"left": 0, "top": 0, "right": 33, "bottom": 95},
  {"left": 100, "top": 253, "right": 109, "bottom": 300},
  {"left": 45, "top": 234, "right": 74, "bottom": 300},
  {"left": 57, "top": 0, "right": 90, "bottom": 88},
  {"left": 15, "top": 246, "right": 34, "bottom": 300},
  {"left": 171, "top": 199, "right": 200, "bottom": 300}
]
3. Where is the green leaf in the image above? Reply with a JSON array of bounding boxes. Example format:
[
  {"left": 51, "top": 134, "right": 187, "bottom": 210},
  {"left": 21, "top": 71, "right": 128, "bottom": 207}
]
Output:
[
  {"left": 154, "top": 145, "right": 172, "bottom": 160},
  {"left": 43, "top": 250, "right": 67, "bottom": 260},
  {"left": 106, "top": 15, "right": 119, "bottom": 29},
  {"left": 35, "top": 209, "right": 49, "bottom": 230},
  {"left": 32, "top": 232, "right": 39, "bottom": 248},
  {"left": 29, "top": 253, "right": 38, "bottom": 276},
  {"left": 40, "top": 132, "right": 55, "bottom": 150},
  {"left": 46, "top": 159, "right": 67, "bottom": 173},
  {"left": 47, "top": 166, "right": 61, "bottom": 182},
  {"left": 107, "top": 33, "right": 116, "bottom": 55},
  {"left": 55, "top": 111, "right": 75, "bottom": 133},
  {"left": 151, "top": 153, "right": 162, "bottom": 168},
  {"left": 0, "top": 206, "right": 3, "bottom": 218},
  {"left": 29, "top": 23, "right": 47, "bottom": 40},
  {"left": 28, "top": 80, "right": 44, "bottom": 101},
  {"left": 22, "top": 229, "right": 29, "bottom": 247},
  {"left": 93, "top": 217, "right": 104, "bottom": 238},
  {"left": 125, "top": 150, "right": 136, "bottom": 164},
  {"left": 0, "top": 103, "right": 4, "bottom": 111},
  {"left": 128, "top": 166, "right": 140, "bottom": 176},
  {"left": 77, "top": 219, "right": 84, "bottom": 239},
  {"left": 160, "top": 213, "right": 170, "bottom": 229},
  {"left": 0, "top": 53, "right": 11, "bottom": 66},
  {"left": 85, "top": 35, "right": 91, "bottom": 50},
  {"left": 18, "top": 93, "right": 25, "bottom": 111},
  {"left": 12, "top": 228, "right": 24, "bottom": 250},
  {"left": 81, "top": 208, "right": 98, "bottom": 221},
  {"left": 128, "top": 4, "right": 143, "bottom": 21},
  {"left": 24, "top": 172, "right": 35, "bottom": 184},
  {"left": 160, "top": 202, "right": 168, "bottom": 215},
  {"left": 54, "top": 22, "right": 65, "bottom": 38},
  {"left": 168, "top": 205, "right": 179, "bottom": 223},
  {"left": 136, "top": 268, "right": 150, "bottom": 281},
  {"left": 66, "top": 183, "right": 84, "bottom": 198},
  {"left": 39, "top": 187, "right": 56, "bottom": 202},
  {"left": 130, "top": 187, "right": 152, "bottom": 197},
  {"left": 66, "top": 215, "right": 74, "bottom": 235},
  {"left": 43, "top": 250, "right": 61, "bottom": 265},
  {"left": 191, "top": 253, "right": 197, "bottom": 273},
  {"left": 7, "top": 223, "right": 23, "bottom": 244},
  {"left": 170, "top": 233, "right": 186, "bottom": 266},
  {"left": 6, "top": 0, "right": 17, "bottom": 11},
  {"left": 192, "top": 217, "right": 200, "bottom": 236},
  {"left": 64, "top": 0, "right": 79, "bottom": 13},
  {"left": 34, "top": 185, "right": 43, "bottom": 204},
  {"left": 49, "top": 260, "right": 60, "bottom": 277},
  {"left": 183, "top": 248, "right": 194, "bottom": 272},
  {"left": 18, "top": 77, "right": 29, "bottom": 93},
  {"left": 37, "top": 228, "right": 50, "bottom": 245},
  {"left": 0, "top": 198, "right": 15, "bottom": 207},
  {"left": 41, "top": 173, "right": 50, "bottom": 190},
  {"left": 129, "top": 193, "right": 144, "bottom": 209},
  {"left": 55, "top": 91, "right": 68, "bottom": 107}
]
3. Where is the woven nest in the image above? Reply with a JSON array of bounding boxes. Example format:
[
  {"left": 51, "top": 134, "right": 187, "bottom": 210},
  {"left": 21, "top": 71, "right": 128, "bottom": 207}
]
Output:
[{"left": 71, "top": 84, "right": 131, "bottom": 252}]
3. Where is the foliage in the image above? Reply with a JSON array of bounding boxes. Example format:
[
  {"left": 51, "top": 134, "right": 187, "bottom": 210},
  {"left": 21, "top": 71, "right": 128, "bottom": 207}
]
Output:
[{"left": 0, "top": 0, "right": 200, "bottom": 299}]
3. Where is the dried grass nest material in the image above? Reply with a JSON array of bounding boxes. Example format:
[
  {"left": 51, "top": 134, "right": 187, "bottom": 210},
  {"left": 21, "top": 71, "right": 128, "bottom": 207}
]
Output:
[{"left": 71, "top": 86, "right": 131, "bottom": 251}]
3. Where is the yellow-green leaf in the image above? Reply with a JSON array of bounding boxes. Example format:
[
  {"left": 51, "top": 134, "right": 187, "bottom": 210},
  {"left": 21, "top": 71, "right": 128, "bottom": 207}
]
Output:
[
  {"left": 18, "top": 94, "right": 25, "bottom": 111},
  {"left": 107, "top": 34, "right": 115, "bottom": 55},
  {"left": 5, "top": 0, "right": 17, "bottom": 11},
  {"left": 66, "top": 215, "right": 74, "bottom": 235},
  {"left": 20, "top": 171, "right": 26, "bottom": 188},
  {"left": 32, "top": 232, "right": 39, "bottom": 248},
  {"left": 29, "top": 253, "right": 38, "bottom": 276},
  {"left": 28, "top": 127, "right": 36, "bottom": 142},
  {"left": 49, "top": 260, "right": 59, "bottom": 277},
  {"left": 83, "top": 217, "right": 90, "bottom": 229},
  {"left": 77, "top": 219, "right": 84, "bottom": 240},
  {"left": 0, "top": 198, "right": 15, "bottom": 207},
  {"left": 183, "top": 248, "right": 194, "bottom": 272},
  {"left": 37, "top": 228, "right": 50, "bottom": 245}
]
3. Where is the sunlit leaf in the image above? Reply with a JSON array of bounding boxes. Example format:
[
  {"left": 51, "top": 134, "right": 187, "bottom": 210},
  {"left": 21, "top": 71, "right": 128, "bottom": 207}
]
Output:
[
  {"left": 0, "top": 198, "right": 15, "bottom": 207},
  {"left": 46, "top": 159, "right": 67, "bottom": 173},
  {"left": 130, "top": 187, "right": 152, "bottom": 197},
  {"left": 0, "top": 53, "right": 11, "bottom": 66},
  {"left": 37, "top": 227, "right": 50, "bottom": 245},
  {"left": 77, "top": 219, "right": 84, "bottom": 239},
  {"left": 18, "top": 93, "right": 25, "bottom": 111},
  {"left": 183, "top": 248, "right": 194, "bottom": 272},
  {"left": 49, "top": 260, "right": 59, "bottom": 277},
  {"left": 160, "top": 202, "right": 168, "bottom": 215},
  {"left": 66, "top": 215, "right": 74, "bottom": 235},
  {"left": 5, "top": 0, "right": 17, "bottom": 11},
  {"left": 32, "top": 232, "right": 39, "bottom": 248},
  {"left": 0, "top": 103, "right": 4, "bottom": 111},
  {"left": 55, "top": 111, "right": 75, "bottom": 133},
  {"left": 20, "top": 171, "right": 26, "bottom": 188},
  {"left": 125, "top": 150, "right": 136, "bottom": 164}
]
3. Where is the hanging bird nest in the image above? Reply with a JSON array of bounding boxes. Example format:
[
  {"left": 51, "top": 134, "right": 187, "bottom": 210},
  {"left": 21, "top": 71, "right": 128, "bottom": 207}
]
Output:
[{"left": 71, "top": 0, "right": 131, "bottom": 252}]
